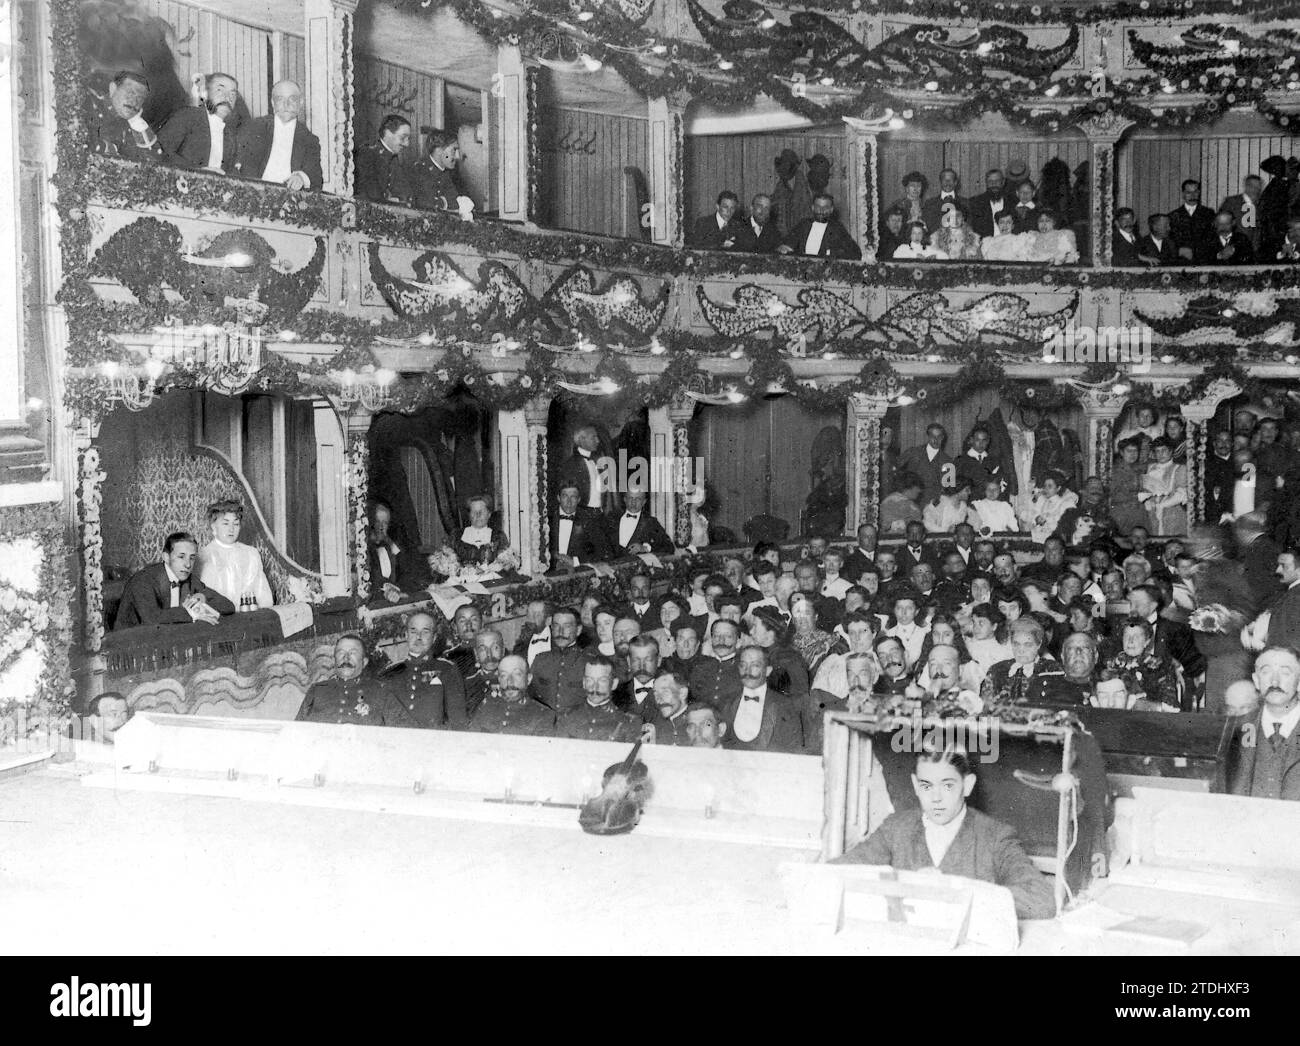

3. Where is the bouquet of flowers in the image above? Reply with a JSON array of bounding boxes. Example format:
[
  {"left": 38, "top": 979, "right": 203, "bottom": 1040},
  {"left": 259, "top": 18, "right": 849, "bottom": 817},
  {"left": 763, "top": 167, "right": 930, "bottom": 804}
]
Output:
[
  {"left": 428, "top": 546, "right": 519, "bottom": 583},
  {"left": 489, "top": 548, "right": 520, "bottom": 575},
  {"left": 1189, "top": 603, "right": 1231, "bottom": 634},
  {"left": 427, "top": 548, "right": 462, "bottom": 580}
]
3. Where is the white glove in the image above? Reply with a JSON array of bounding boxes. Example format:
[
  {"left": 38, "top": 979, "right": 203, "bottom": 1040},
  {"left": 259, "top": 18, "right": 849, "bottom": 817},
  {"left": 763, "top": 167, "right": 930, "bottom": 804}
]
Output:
[{"left": 456, "top": 195, "right": 476, "bottom": 222}]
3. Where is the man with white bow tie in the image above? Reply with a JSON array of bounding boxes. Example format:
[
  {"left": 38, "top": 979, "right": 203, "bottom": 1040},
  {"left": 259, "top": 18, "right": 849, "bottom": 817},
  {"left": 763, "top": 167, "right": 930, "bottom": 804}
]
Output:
[
  {"left": 922, "top": 168, "right": 970, "bottom": 232},
  {"left": 955, "top": 425, "right": 1002, "bottom": 496},
  {"left": 607, "top": 489, "right": 674, "bottom": 558},
  {"left": 721, "top": 646, "right": 801, "bottom": 753},
  {"left": 513, "top": 599, "right": 553, "bottom": 665},
  {"left": 612, "top": 634, "right": 662, "bottom": 724}
]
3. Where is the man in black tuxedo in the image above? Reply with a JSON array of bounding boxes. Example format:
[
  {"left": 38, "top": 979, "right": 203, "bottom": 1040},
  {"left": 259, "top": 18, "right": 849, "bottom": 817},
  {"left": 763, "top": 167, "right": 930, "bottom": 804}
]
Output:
[
  {"left": 549, "top": 482, "right": 613, "bottom": 569},
  {"left": 612, "top": 634, "right": 661, "bottom": 724},
  {"left": 779, "top": 193, "right": 862, "bottom": 260},
  {"left": 624, "top": 573, "right": 659, "bottom": 632},
  {"left": 1136, "top": 212, "right": 1179, "bottom": 266},
  {"left": 843, "top": 523, "right": 878, "bottom": 583},
  {"left": 114, "top": 532, "right": 235, "bottom": 630},
  {"left": 967, "top": 168, "right": 1010, "bottom": 239},
  {"left": 1129, "top": 584, "right": 1205, "bottom": 689},
  {"left": 921, "top": 168, "right": 969, "bottom": 233},
  {"left": 721, "top": 646, "right": 802, "bottom": 753},
  {"left": 366, "top": 501, "right": 426, "bottom": 604},
  {"left": 1203, "top": 429, "right": 1236, "bottom": 523},
  {"left": 1110, "top": 208, "right": 1146, "bottom": 267},
  {"left": 1206, "top": 210, "right": 1256, "bottom": 265},
  {"left": 556, "top": 424, "right": 607, "bottom": 513},
  {"left": 689, "top": 190, "right": 745, "bottom": 250},
  {"left": 354, "top": 114, "right": 414, "bottom": 205},
  {"left": 234, "top": 79, "right": 322, "bottom": 191},
  {"left": 157, "top": 72, "right": 240, "bottom": 173},
  {"left": 607, "top": 490, "right": 673, "bottom": 557},
  {"left": 896, "top": 521, "right": 939, "bottom": 579},
  {"left": 1167, "top": 179, "right": 1217, "bottom": 263},
  {"left": 734, "top": 193, "right": 783, "bottom": 253}
]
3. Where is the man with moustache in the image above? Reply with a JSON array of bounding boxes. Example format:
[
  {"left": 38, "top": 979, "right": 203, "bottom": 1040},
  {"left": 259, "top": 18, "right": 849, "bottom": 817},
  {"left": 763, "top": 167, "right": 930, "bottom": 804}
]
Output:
[
  {"left": 873, "top": 635, "right": 912, "bottom": 698},
  {"left": 612, "top": 634, "right": 662, "bottom": 723},
  {"left": 916, "top": 645, "right": 982, "bottom": 715},
  {"left": 442, "top": 603, "right": 483, "bottom": 678},
  {"left": 734, "top": 193, "right": 783, "bottom": 253},
  {"left": 470, "top": 654, "right": 555, "bottom": 736},
  {"left": 379, "top": 612, "right": 468, "bottom": 729},
  {"left": 1228, "top": 646, "right": 1300, "bottom": 800},
  {"left": 806, "top": 651, "right": 880, "bottom": 753},
  {"left": 513, "top": 599, "right": 553, "bottom": 665},
  {"left": 665, "top": 621, "right": 703, "bottom": 677},
  {"left": 689, "top": 619, "right": 744, "bottom": 709},
  {"left": 158, "top": 71, "right": 241, "bottom": 173},
  {"left": 608, "top": 490, "right": 674, "bottom": 558},
  {"left": 87, "top": 71, "right": 163, "bottom": 161},
  {"left": 234, "top": 78, "right": 322, "bottom": 191},
  {"left": 721, "top": 646, "right": 802, "bottom": 753},
  {"left": 296, "top": 633, "right": 408, "bottom": 726},
  {"left": 462, "top": 628, "right": 505, "bottom": 718},
  {"left": 555, "top": 656, "right": 641, "bottom": 742},
  {"left": 646, "top": 669, "right": 694, "bottom": 746},
  {"left": 843, "top": 523, "right": 879, "bottom": 583},
  {"left": 530, "top": 606, "right": 591, "bottom": 712}
]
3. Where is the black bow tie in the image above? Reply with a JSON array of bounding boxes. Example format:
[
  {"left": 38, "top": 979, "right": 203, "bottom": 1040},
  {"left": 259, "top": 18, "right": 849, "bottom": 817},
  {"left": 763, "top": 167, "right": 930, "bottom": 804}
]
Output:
[
  {"left": 942, "top": 193, "right": 954, "bottom": 199},
  {"left": 909, "top": 547, "right": 921, "bottom": 555},
  {"left": 169, "top": 580, "right": 180, "bottom": 588},
  {"left": 743, "top": 692, "right": 762, "bottom": 701},
  {"left": 636, "top": 685, "right": 652, "bottom": 695},
  {"left": 559, "top": 513, "right": 574, "bottom": 521},
  {"left": 624, "top": 513, "right": 639, "bottom": 520}
]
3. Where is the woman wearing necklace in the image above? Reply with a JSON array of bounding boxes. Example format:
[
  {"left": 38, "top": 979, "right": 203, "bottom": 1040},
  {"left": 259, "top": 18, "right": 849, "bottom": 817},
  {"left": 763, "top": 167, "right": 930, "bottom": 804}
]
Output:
[{"left": 452, "top": 494, "right": 512, "bottom": 570}]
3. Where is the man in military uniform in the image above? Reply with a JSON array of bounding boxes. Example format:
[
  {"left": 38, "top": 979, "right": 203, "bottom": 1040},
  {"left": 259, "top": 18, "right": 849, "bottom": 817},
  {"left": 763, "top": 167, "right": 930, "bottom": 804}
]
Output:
[
  {"left": 646, "top": 669, "right": 693, "bottom": 746},
  {"left": 296, "top": 634, "right": 408, "bottom": 726},
  {"left": 443, "top": 604, "right": 483, "bottom": 677},
  {"left": 380, "top": 611, "right": 468, "bottom": 729},
  {"left": 355, "top": 113, "right": 414, "bottom": 205},
  {"left": 689, "top": 619, "right": 744, "bottom": 709},
  {"left": 87, "top": 71, "right": 163, "bottom": 162},
  {"left": 413, "top": 128, "right": 472, "bottom": 214},
  {"left": 531, "top": 606, "right": 591, "bottom": 712},
  {"left": 471, "top": 654, "right": 555, "bottom": 736},
  {"left": 555, "top": 656, "right": 641, "bottom": 742},
  {"left": 463, "top": 628, "right": 505, "bottom": 718}
]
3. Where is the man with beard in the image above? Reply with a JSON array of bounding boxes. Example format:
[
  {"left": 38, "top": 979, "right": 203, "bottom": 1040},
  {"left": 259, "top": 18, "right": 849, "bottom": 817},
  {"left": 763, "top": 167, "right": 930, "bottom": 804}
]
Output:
[
  {"left": 470, "top": 654, "right": 555, "bottom": 736},
  {"left": 646, "top": 669, "right": 694, "bottom": 746},
  {"left": 158, "top": 71, "right": 240, "bottom": 173},
  {"left": 296, "top": 634, "right": 408, "bottom": 726},
  {"left": 971, "top": 539, "right": 997, "bottom": 577},
  {"left": 612, "top": 635, "right": 661, "bottom": 724},
  {"left": 380, "top": 612, "right": 468, "bottom": 729},
  {"left": 612, "top": 616, "right": 641, "bottom": 681},
  {"left": 690, "top": 619, "right": 744, "bottom": 709},
  {"left": 1204, "top": 430, "right": 1236, "bottom": 524},
  {"left": 722, "top": 646, "right": 802, "bottom": 753},
  {"left": 555, "top": 657, "right": 641, "bottom": 742},
  {"left": 735, "top": 193, "right": 783, "bottom": 253},
  {"left": 1228, "top": 646, "right": 1300, "bottom": 800},
  {"left": 968, "top": 167, "right": 1011, "bottom": 239},
  {"left": 87, "top": 70, "right": 163, "bottom": 161},
  {"left": 991, "top": 552, "right": 1020, "bottom": 589},
  {"left": 463, "top": 628, "right": 505, "bottom": 718},
  {"left": 531, "top": 606, "right": 591, "bottom": 712}
]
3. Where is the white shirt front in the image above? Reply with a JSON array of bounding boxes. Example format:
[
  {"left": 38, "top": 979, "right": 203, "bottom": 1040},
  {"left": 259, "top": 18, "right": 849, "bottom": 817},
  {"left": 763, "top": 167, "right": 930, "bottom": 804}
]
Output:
[
  {"left": 733, "top": 685, "right": 767, "bottom": 743},
  {"left": 164, "top": 564, "right": 182, "bottom": 608},
  {"left": 557, "top": 517, "right": 574, "bottom": 555},
  {"left": 618, "top": 512, "right": 641, "bottom": 549},
  {"left": 262, "top": 117, "right": 297, "bottom": 182},
  {"left": 924, "top": 805, "right": 968, "bottom": 866},
  {"left": 1149, "top": 235, "right": 1166, "bottom": 252},
  {"left": 578, "top": 450, "right": 601, "bottom": 509},
  {"left": 888, "top": 622, "right": 929, "bottom": 668},
  {"left": 375, "top": 545, "right": 394, "bottom": 580},
  {"left": 1118, "top": 229, "right": 1135, "bottom": 244},
  {"left": 803, "top": 221, "right": 827, "bottom": 256},
  {"left": 822, "top": 576, "right": 852, "bottom": 600},
  {"left": 526, "top": 630, "right": 551, "bottom": 666},
  {"left": 461, "top": 525, "right": 493, "bottom": 548},
  {"left": 206, "top": 112, "right": 227, "bottom": 170},
  {"left": 1261, "top": 701, "right": 1300, "bottom": 742},
  {"left": 198, "top": 539, "right": 273, "bottom": 607}
]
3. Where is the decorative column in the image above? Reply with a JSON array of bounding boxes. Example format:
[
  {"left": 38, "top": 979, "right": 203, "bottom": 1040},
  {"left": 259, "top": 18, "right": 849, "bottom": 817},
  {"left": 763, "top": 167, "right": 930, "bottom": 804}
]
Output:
[
  {"left": 656, "top": 396, "right": 696, "bottom": 546},
  {"left": 75, "top": 423, "right": 105, "bottom": 653},
  {"left": 304, "top": 0, "right": 358, "bottom": 197},
  {"left": 1182, "top": 378, "right": 1240, "bottom": 525},
  {"left": 524, "top": 395, "right": 552, "bottom": 573},
  {"left": 1078, "top": 389, "right": 1126, "bottom": 485},
  {"left": 842, "top": 117, "right": 881, "bottom": 259},
  {"left": 1078, "top": 111, "right": 1135, "bottom": 268},
  {"left": 493, "top": 46, "right": 539, "bottom": 224},
  {"left": 343, "top": 410, "right": 371, "bottom": 601},
  {"left": 496, "top": 395, "right": 551, "bottom": 577},
  {"left": 846, "top": 394, "right": 888, "bottom": 531},
  {"left": 646, "top": 93, "right": 686, "bottom": 248}
]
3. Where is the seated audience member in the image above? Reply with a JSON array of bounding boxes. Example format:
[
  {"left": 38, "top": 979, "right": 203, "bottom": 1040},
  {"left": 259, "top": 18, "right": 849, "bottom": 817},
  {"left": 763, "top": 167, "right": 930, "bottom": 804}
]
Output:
[
  {"left": 1009, "top": 180, "right": 1039, "bottom": 233},
  {"left": 115, "top": 531, "right": 236, "bottom": 629},
  {"left": 1121, "top": 553, "right": 1153, "bottom": 591},
  {"left": 735, "top": 193, "right": 782, "bottom": 253},
  {"left": 979, "top": 211, "right": 1032, "bottom": 261},
  {"left": 1110, "top": 208, "right": 1145, "bottom": 266},
  {"left": 471, "top": 654, "right": 554, "bottom": 735},
  {"left": 1090, "top": 668, "right": 1175, "bottom": 712},
  {"left": 664, "top": 620, "right": 703, "bottom": 678},
  {"left": 844, "top": 523, "right": 879, "bottom": 581},
  {"left": 587, "top": 604, "right": 619, "bottom": 659},
  {"left": 355, "top": 114, "right": 414, "bottom": 205},
  {"left": 198, "top": 499, "right": 273, "bottom": 609},
  {"left": 1207, "top": 210, "right": 1255, "bottom": 265},
  {"left": 463, "top": 628, "right": 505, "bottom": 717},
  {"left": 1224, "top": 679, "right": 1260, "bottom": 717},
  {"left": 608, "top": 489, "right": 674, "bottom": 557},
  {"left": 234, "top": 79, "right": 322, "bottom": 191},
  {"left": 691, "top": 619, "right": 744, "bottom": 707},
  {"left": 368, "top": 500, "right": 424, "bottom": 603},
  {"left": 1025, "top": 210, "right": 1079, "bottom": 265},
  {"left": 83, "top": 692, "right": 131, "bottom": 743},
  {"left": 722, "top": 646, "right": 801, "bottom": 753},
  {"left": 1168, "top": 178, "right": 1216, "bottom": 263},
  {"left": 893, "top": 219, "right": 947, "bottom": 260},
  {"left": 881, "top": 473, "right": 925, "bottom": 535},
  {"left": 158, "top": 72, "right": 240, "bottom": 173},
  {"left": 910, "top": 644, "right": 982, "bottom": 715},
  {"left": 981, "top": 617, "right": 1068, "bottom": 707},
  {"left": 793, "top": 558, "right": 841, "bottom": 632},
  {"left": 414, "top": 129, "right": 473, "bottom": 217},
  {"left": 1275, "top": 217, "right": 1300, "bottom": 262},
  {"left": 807, "top": 651, "right": 880, "bottom": 751},
  {"left": 612, "top": 635, "right": 662, "bottom": 723},
  {"left": 966, "top": 603, "right": 1013, "bottom": 682},
  {"left": 898, "top": 424, "right": 953, "bottom": 507},
  {"left": 887, "top": 589, "right": 930, "bottom": 671},
  {"left": 1024, "top": 472, "right": 1078, "bottom": 544},
  {"left": 1021, "top": 536, "right": 1066, "bottom": 586},
  {"left": 971, "top": 478, "right": 1019, "bottom": 534},
  {"left": 955, "top": 426, "right": 1003, "bottom": 496},
  {"left": 887, "top": 170, "right": 929, "bottom": 228},
  {"left": 812, "top": 610, "right": 880, "bottom": 693},
  {"left": 531, "top": 606, "right": 590, "bottom": 712},
  {"left": 820, "top": 550, "right": 852, "bottom": 601},
  {"left": 87, "top": 71, "right": 162, "bottom": 161},
  {"left": 556, "top": 656, "right": 642, "bottom": 742},
  {"left": 550, "top": 482, "right": 613, "bottom": 568},
  {"left": 1140, "top": 437, "right": 1187, "bottom": 535},
  {"left": 968, "top": 167, "right": 1010, "bottom": 238},
  {"left": 1127, "top": 583, "right": 1204, "bottom": 685},
  {"left": 380, "top": 612, "right": 468, "bottom": 729},
  {"left": 690, "top": 190, "right": 744, "bottom": 250},
  {"left": 1220, "top": 174, "right": 1263, "bottom": 253},
  {"left": 1228, "top": 645, "right": 1300, "bottom": 801},
  {"left": 643, "top": 669, "right": 692, "bottom": 746},
  {"left": 924, "top": 480, "right": 976, "bottom": 534},
  {"left": 1137, "top": 212, "right": 1179, "bottom": 266},
  {"left": 624, "top": 573, "right": 659, "bottom": 633},
  {"left": 779, "top": 193, "right": 862, "bottom": 260},
  {"left": 922, "top": 169, "right": 969, "bottom": 232},
  {"left": 789, "top": 592, "right": 836, "bottom": 671},
  {"left": 297, "top": 633, "right": 407, "bottom": 726},
  {"left": 1103, "top": 617, "right": 1180, "bottom": 710},
  {"left": 873, "top": 635, "right": 912, "bottom": 697},
  {"left": 1057, "top": 632, "right": 1101, "bottom": 704},
  {"left": 452, "top": 494, "right": 512, "bottom": 570},
  {"left": 685, "top": 702, "right": 728, "bottom": 749},
  {"left": 514, "top": 599, "right": 553, "bottom": 664},
  {"left": 832, "top": 740, "right": 1056, "bottom": 919},
  {"left": 915, "top": 616, "right": 981, "bottom": 694},
  {"left": 445, "top": 603, "right": 486, "bottom": 673},
  {"left": 877, "top": 206, "right": 908, "bottom": 260}
]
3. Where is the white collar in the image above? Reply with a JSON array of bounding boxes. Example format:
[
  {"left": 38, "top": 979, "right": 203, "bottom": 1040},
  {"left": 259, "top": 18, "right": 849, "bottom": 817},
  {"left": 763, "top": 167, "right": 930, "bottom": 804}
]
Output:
[
  {"left": 923, "top": 805, "right": 968, "bottom": 864},
  {"left": 1261, "top": 701, "right": 1300, "bottom": 739},
  {"left": 1184, "top": 202, "right": 1198, "bottom": 213},
  {"left": 742, "top": 686, "right": 767, "bottom": 699},
  {"left": 164, "top": 564, "right": 181, "bottom": 585},
  {"left": 273, "top": 116, "right": 296, "bottom": 133}
]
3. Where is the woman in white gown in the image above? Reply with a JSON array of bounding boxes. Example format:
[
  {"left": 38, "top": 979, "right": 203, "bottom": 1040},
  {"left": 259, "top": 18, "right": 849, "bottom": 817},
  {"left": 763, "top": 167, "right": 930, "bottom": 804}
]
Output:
[
  {"left": 197, "top": 498, "right": 274, "bottom": 608},
  {"left": 893, "top": 221, "right": 949, "bottom": 260},
  {"left": 1024, "top": 210, "right": 1080, "bottom": 265},
  {"left": 923, "top": 480, "right": 978, "bottom": 533},
  {"left": 970, "top": 478, "right": 1020, "bottom": 534},
  {"left": 1023, "top": 472, "right": 1079, "bottom": 545},
  {"left": 1140, "top": 437, "right": 1188, "bottom": 534}
]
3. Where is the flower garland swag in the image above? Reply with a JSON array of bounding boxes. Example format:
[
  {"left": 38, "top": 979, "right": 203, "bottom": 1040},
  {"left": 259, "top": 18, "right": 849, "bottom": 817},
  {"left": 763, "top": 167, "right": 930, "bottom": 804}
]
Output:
[{"left": 0, "top": 504, "right": 75, "bottom": 744}]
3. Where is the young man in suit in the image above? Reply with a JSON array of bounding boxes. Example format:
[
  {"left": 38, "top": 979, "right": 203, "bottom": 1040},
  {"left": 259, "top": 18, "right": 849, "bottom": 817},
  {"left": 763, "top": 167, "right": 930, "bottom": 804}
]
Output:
[
  {"left": 550, "top": 482, "right": 613, "bottom": 569},
  {"left": 1110, "top": 208, "right": 1146, "bottom": 267},
  {"left": 778, "top": 193, "right": 862, "bottom": 260},
  {"left": 721, "top": 645, "right": 801, "bottom": 753},
  {"left": 1136, "top": 212, "right": 1179, "bottom": 266},
  {"left": 921, "top": 169, "right": 968, "bottom": 233},
  {"left": 1167, "top": 178, "right": 1217, "bottom": 263},
  {"left": 832, "top": 741, "right": 1056, "bottom": 919},
  {"left": 607, "top": 489, "right": 673, "bottom": 557},
  {"left": 967, "top": 168, "right": 1010, "bottom": 239},
  {"left": 114, "top": 532, "right": 236, "bottom": 630},
  {"left": 896, "top": 520, "right": 938, "bottom": 579},
  {"left": 1228, "top": 646, "right": 1300, "bottom": 801},
  {"left": 378, "top": 611, "right": 468, "bottom": 729},
  {"left": 733, "top": 193, "right": 783, "bottom": 253},
  {"left": 158, "top": 72, "right": 240, "bottom": 173},
  {"left": 234, "top": 79, "right": 322, "bottom": 191},
  {"left": 896, "top": 423, "right": 953, "bottom": 507},
  {"left": 1219, "top": 174, "right": 1263, "bottom": 253},
  {"left": 1207, "top": 210, "right": 1256, "bottom": 265},
  {"left": 689, "top": 190, "right": 745, "bottom": 250},
  {"left": 843, "top": 523, "right": 879, "bottom": 583}
]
